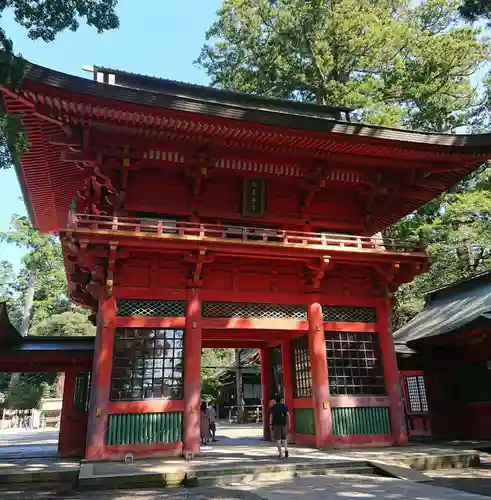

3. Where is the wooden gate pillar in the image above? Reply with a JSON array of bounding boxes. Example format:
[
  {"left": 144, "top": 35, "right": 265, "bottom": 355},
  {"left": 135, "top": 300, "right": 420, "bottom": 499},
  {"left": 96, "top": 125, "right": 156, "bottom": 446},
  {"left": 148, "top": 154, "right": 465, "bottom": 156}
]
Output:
[
  {"left": 183, "top": 288, "right": 202, "bottom": 456},
  {"left": 307, "top": 302, "right": 332, "bottom": 448},
  {"left": 281, "top": 339, "right": 295, "bottom": 440},
  {"left": 86, "top": 295, "right": 117, "bottom": 460},
  {"left": 58, "top": 371, "right": 76, "bottom": 457},
  {"left": 378, "top": 296, "right": 408, "bottom": 445},
  {"left": 260, "top": 347, "right": 273, "bottom": 440}
]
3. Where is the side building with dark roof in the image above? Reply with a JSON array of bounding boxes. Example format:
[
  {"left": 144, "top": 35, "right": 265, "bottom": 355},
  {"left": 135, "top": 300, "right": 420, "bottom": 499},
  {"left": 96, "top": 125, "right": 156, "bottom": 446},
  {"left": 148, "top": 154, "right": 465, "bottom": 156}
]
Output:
[{"left": 394, "top": 271, "right": 491, "bottom": 440}]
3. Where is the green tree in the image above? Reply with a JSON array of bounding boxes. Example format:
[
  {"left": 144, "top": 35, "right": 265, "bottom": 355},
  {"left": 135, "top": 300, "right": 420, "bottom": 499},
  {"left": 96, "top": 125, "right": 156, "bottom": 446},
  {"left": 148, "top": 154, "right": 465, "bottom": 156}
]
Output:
[
  {"left": 201, "top": 348, "right": 235, "bottom": 402},
  {"left": 1, "top": 215, "right": 68, "bottom": 329},
  {"left": 387, "top": 166, "right": 491, "bottom": 329},
  {"left": 0, "top": 0, "right": 120, "bottom": 169},
  {"left": 0, "top": 260, "right": 15, "bottom": 301},
  {"left": 197, "top": 0, "right": 488, "bottom": 130},
  {"left": 0, "top": 374, "right": 56, "bottom": 410},
  {"left": 31, "top": 310, "right": 95, "bottom": 337}
]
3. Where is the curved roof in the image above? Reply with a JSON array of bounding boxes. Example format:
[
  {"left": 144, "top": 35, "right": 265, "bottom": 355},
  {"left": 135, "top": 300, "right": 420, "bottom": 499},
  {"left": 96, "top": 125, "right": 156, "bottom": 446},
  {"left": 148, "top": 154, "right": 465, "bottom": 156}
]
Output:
[{"left": 3, "top": 60, "right": 491, "bottom": 232}]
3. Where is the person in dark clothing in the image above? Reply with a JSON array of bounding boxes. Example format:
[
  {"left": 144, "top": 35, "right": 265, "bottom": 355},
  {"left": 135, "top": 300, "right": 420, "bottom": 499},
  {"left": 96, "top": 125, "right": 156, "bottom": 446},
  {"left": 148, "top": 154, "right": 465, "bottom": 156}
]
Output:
[{"left": 269, "top": 395, "right": 291, "bottom": 458}]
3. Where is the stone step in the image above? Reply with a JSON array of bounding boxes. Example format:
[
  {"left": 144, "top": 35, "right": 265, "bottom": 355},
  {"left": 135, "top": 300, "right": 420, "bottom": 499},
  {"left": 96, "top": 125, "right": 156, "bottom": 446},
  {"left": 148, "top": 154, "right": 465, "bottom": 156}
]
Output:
[
  {"left": 0, "top": 469, "right": 79, "bottom": 486},
  {"left": 77, "top": 460, "right": 374, "bottom": 490},
  {"left": 197, "top": 465, "right": 375, "bottom": 487}
]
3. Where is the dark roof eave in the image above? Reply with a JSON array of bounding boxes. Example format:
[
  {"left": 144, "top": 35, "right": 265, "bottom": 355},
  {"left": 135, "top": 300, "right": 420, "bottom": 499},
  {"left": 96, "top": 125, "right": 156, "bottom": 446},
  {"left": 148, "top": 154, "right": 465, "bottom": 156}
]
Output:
[
  {"left": 18, "top": 61, "right": 491, "bottom": 151},
  {"left": 0, "top": 302, "right": 22, "bottom": 347}
]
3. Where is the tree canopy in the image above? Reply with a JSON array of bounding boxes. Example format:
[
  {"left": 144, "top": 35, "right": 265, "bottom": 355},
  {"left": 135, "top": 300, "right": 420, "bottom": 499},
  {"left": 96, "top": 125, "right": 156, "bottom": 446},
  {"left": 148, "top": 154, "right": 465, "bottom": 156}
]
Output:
[
  {"left": 197, "top": 0, "right": 489, "bottom": 131},
  {"left": 0, "top": 0, "right": 120, "bottom": 170},
  {"left": 0, "top": 214, "right": 95, "bottom": 408},
  {"left": 459, "top": 0, "right": 491, "bottom": 21},
  {"left": 388, "top": 165, "right": 491, "bottom": 329}
]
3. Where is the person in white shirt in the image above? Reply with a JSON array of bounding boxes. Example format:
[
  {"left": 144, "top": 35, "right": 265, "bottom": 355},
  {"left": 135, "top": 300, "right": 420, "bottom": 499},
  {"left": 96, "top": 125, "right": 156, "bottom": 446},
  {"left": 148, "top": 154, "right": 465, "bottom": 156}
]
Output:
[{"left": 208, "top": 404, "right": 217, "bottom": 442}]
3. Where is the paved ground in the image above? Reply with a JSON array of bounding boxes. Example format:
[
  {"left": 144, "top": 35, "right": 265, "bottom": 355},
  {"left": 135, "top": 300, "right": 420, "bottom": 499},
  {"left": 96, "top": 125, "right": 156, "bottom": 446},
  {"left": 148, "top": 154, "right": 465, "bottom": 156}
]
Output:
[
  {"left": 3, "top": 425, "right": 491, "bottom": 499},
  {"left": 3, "top": 474, "right": 491, "bottom": 500},
  {"left": 0, "top": 428, "right": 58, "bottom": 458},
  {"left": 426, "top": 465, "right": 491, "bottom": 497}
]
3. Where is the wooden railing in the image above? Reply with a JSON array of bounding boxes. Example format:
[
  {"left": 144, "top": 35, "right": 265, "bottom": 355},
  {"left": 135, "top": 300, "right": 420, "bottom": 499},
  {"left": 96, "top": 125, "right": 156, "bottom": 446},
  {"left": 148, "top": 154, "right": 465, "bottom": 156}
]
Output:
[{"left": 67, "top": 213, "right": 424, "bottom": 254}]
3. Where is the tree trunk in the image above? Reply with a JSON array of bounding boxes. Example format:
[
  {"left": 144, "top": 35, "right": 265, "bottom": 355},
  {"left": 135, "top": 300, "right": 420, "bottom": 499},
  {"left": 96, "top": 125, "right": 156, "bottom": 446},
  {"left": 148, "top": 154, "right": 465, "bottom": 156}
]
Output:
[
  {"left": 235, "top": 349, "right": 244, "bottom": 423},
  {"left": 20, "top": 272, "right": 36, "bottom": 336},
  {"left": 9, "top": 272, "right": 36, "bottom": 389}
]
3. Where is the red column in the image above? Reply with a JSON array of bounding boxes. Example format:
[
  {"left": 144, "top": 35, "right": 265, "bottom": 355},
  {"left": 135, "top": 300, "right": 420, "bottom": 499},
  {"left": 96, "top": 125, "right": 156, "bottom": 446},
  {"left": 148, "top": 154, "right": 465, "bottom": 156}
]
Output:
[
  {"left": 58, "top": 371, "right": 75, "bottom": 457},
  {"left": 378, "top": 295, "right": 407, "bottom": 445},
  {"left": 260, "top": 347, "right": 272, "bottom": 440},
  {"left": 281, "top": 339, "right": 295, "bottom": 440},
  {"left": 307, "top": 302, "right": 332, "bottom": 448},
  {"left": 85, "top": 295, "right": 117, "bottom": 460},
  {"left": 183, "top": 288, "right": 202, "bottom": 456}
]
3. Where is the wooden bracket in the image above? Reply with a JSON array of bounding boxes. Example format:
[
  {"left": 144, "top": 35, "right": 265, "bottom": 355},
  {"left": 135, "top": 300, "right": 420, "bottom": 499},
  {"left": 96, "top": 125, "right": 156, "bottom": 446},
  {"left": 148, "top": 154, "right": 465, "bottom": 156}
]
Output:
[
  {"left": 106, "top": 241, "right": 118, "bottom": 297},
  {"left": 305, "top": 257, "right": 334, "bottom": 290},
  {"left": 184, "top": 248, "right": 214, "bottom": 287}
]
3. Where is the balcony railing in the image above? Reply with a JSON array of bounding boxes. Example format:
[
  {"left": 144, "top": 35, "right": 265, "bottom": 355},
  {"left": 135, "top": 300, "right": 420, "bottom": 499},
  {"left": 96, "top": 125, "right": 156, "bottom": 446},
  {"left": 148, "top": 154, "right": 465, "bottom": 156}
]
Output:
[{"left": 66, "top": 213, "right": 424, "bottom": 254}]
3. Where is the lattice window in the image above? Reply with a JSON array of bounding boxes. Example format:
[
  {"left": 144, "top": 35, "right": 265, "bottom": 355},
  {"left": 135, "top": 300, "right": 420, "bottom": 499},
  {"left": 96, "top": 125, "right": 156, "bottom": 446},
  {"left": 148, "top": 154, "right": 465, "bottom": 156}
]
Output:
[
  {"left": 117, "top": 299, "right": 185, "bottom": 317},
  {"left": 325, "top": 331, "right": 386, "bottom": 396},
  {"left": 110, "top": 328, "right": 184, "bottom": 401},
  {"left": 202, "top": 302, "right": 307, "bottom": 320},
  {"left": 292, "top": 336, "right": 312, "bottom": 398},
  {"left": 406, "top": 375, "right": 429, "bottom": 412},
  {"left": 323, "top": 306, "right": 377, "bottom": 323}
]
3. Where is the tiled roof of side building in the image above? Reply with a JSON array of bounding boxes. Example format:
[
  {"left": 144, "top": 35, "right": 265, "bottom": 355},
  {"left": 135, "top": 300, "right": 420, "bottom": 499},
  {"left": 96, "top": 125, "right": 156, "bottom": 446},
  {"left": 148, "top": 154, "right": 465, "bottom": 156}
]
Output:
[{"left": 393, "top": 270, "right": 491, "bottom": 347}]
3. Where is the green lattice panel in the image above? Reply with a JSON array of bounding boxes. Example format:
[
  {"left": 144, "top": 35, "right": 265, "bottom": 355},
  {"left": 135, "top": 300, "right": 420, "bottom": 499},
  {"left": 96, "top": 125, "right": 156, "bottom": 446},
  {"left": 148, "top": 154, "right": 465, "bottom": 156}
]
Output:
[
  {"left": 294, "top": 408, "right": 316, "bottom": 435},
  {"left": 106, "top": 412, "right": 183, "bottom": 446},
  {"left": 332, "top": 407, "right": 391, "bottom": 436}
]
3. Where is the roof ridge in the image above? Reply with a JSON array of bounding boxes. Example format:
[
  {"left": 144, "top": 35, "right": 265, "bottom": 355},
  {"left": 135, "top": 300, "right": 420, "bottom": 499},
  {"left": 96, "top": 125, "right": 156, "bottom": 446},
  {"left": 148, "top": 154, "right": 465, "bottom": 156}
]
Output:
[{"left": 91, "top": 64, "right": 353, "bottom": 115}]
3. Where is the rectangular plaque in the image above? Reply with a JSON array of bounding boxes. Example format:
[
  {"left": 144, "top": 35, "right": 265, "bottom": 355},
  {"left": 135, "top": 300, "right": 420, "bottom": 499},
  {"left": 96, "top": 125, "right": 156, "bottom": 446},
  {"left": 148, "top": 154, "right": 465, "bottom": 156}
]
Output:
[{"left": 242, "top": 178, "right": 265, "bottom": 217}]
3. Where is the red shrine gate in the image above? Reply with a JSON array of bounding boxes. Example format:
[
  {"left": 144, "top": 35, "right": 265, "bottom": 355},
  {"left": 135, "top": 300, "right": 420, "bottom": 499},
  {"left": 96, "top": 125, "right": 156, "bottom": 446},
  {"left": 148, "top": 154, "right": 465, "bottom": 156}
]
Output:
[{"left": 2, "top": 61, "right": 491, "bottom": 460}]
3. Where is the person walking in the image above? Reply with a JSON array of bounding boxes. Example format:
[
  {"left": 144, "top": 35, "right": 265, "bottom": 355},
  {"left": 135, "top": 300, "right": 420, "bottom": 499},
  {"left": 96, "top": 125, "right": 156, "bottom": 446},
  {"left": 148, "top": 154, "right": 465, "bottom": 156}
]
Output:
[
  {"left": 200, "top": 402, "right": 211, "bottom": 445},
  {"left": 269, "top": 395, "right": 291, "bottom": 459}
]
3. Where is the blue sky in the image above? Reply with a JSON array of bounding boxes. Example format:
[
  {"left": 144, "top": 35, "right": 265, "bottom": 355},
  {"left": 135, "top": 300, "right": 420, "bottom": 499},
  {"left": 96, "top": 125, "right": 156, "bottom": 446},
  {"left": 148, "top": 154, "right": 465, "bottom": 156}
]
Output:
[{"left": 0, "top": 0, "right": 221, "bottom": 271}]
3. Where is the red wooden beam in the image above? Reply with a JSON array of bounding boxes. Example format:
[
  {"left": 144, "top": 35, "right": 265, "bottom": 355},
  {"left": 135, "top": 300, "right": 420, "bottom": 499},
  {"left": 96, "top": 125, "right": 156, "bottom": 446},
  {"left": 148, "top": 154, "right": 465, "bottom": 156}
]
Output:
[
  {"left": 0, "top": 363, "right": 92, "bottom": 373},
  {"left": 202, "top": 330, "right": 293, "bottom": 340},
  {"left": 202, "top": 340, "right": 268, "bottom": 348},
  {"left": 202, "top": 318, "right": 309, "bottom": 331}
]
